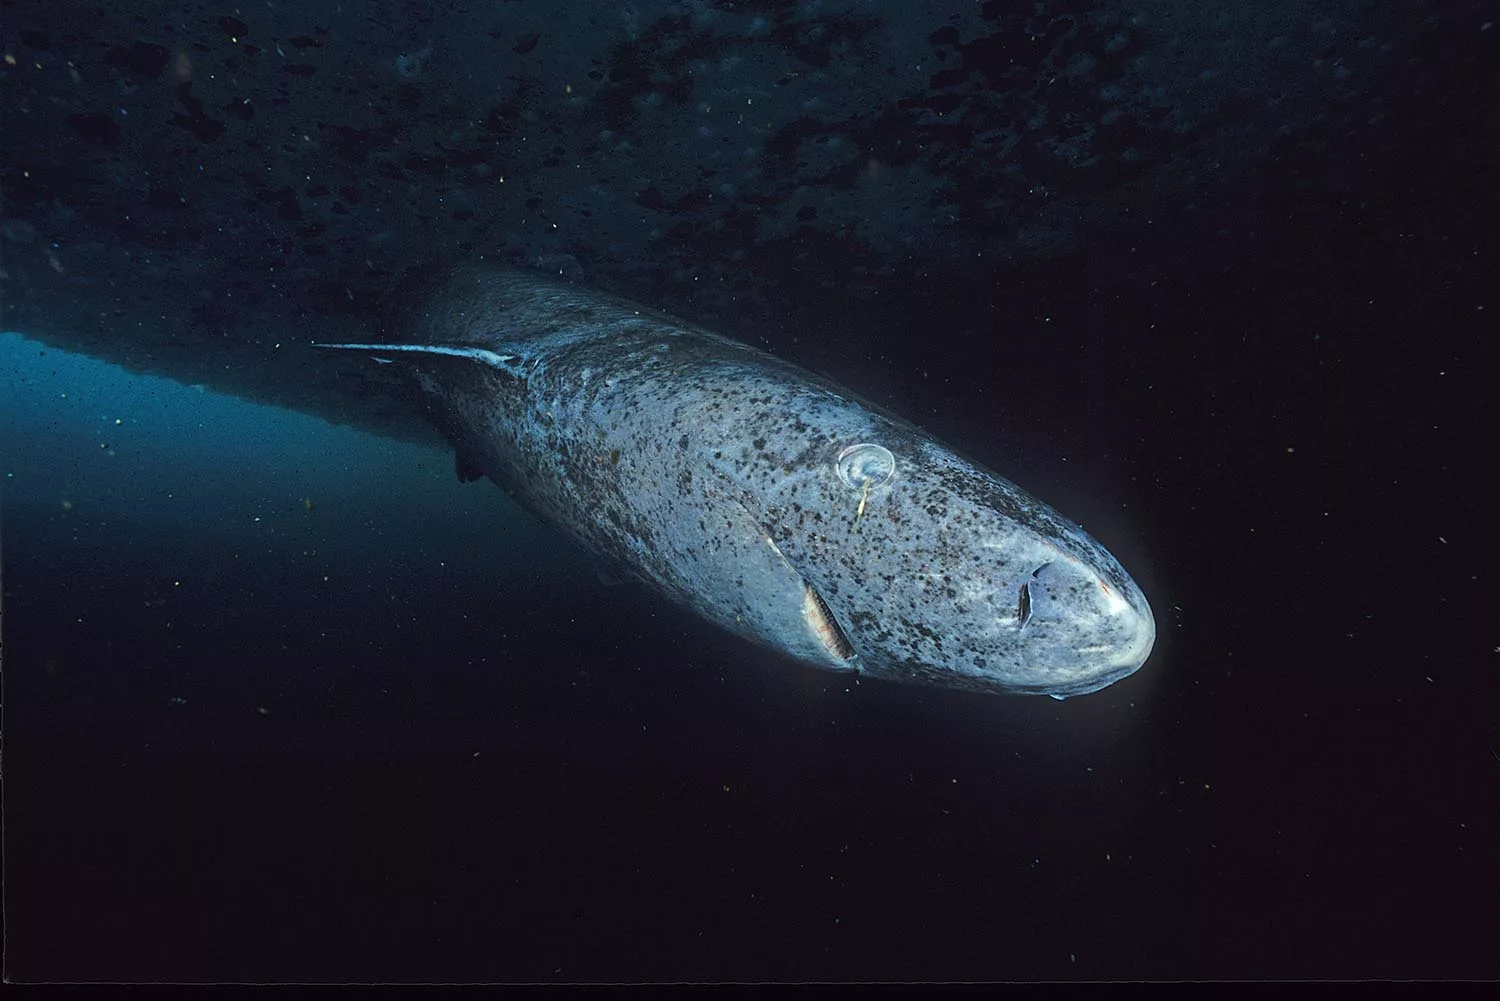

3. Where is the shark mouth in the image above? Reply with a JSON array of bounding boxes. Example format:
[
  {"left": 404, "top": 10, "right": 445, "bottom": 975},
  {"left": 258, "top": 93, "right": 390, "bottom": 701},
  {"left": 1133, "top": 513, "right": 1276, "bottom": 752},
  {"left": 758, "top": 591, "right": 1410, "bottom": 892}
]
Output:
[{"left": 801, "top": 583, "right": 856, "bottom": 661}]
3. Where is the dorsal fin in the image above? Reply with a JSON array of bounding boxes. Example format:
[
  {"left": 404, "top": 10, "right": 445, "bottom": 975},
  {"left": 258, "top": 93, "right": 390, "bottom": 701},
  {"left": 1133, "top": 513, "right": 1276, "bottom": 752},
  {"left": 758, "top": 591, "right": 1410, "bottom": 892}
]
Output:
[{"left": 312, "top": 341, "right": 521, "bottom": 370}]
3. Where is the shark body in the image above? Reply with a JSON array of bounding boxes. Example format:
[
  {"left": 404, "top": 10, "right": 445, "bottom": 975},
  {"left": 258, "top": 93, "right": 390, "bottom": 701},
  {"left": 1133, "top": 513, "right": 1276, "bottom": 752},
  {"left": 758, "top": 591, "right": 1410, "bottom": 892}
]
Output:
[{"left": 317, "top": 266, "right": 1155, "bottom": 697}]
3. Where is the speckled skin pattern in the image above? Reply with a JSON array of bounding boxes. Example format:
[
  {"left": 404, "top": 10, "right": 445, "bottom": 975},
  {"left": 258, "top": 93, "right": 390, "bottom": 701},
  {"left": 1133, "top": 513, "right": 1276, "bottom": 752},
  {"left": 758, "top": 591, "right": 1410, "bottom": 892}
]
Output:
[{"left": 333, "top": 266, "right": 1155, "bottom": 697}]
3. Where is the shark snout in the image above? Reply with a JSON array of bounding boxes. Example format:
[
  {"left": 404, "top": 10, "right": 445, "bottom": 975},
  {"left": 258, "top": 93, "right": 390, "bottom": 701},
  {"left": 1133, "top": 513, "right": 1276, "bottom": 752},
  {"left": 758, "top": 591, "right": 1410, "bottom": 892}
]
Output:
[{"left": 1012, "top": 557, "right": 1156, "bottom": 696}]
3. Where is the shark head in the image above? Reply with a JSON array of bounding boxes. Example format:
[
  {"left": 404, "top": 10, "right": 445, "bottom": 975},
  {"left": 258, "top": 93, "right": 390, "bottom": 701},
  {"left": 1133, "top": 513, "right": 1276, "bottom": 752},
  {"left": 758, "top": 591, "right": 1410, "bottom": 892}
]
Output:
[{"left": 740, "top": 430, "right": 1156, "bottom": 698}]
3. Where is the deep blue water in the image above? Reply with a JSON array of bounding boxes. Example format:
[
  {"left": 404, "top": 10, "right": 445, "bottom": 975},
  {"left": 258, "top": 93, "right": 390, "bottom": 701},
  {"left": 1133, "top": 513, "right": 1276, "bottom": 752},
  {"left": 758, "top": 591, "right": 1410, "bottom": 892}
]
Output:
[
  {"left": 3, "top": 0, "right": 1497, "bottom": 985},
  {"left": 3, "top": 332, "right": 1171, "bottom": 980},
  {"left": 4, "top": 257, "right": 1494, "bottom": 979}
]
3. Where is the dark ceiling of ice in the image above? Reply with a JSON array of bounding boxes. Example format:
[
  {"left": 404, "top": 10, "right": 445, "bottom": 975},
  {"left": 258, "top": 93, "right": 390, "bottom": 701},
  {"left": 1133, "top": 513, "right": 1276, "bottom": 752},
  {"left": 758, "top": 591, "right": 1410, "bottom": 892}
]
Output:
[{"left": 0, "top": 1, "right": 1483, "bottom": 441}]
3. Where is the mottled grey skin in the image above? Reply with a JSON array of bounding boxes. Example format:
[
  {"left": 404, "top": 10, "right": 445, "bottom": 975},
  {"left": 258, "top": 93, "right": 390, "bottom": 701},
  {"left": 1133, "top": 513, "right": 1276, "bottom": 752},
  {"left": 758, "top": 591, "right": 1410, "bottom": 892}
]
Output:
[{"left": 319, "top": 266, "right": 1155, "bottom": 697}]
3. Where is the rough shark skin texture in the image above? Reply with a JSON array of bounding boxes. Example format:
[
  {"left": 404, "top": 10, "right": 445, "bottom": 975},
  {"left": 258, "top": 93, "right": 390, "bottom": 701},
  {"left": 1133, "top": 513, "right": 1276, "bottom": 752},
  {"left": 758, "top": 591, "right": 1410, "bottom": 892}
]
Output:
[{"left": 318, "top": 266, "right": 1155, "bottom": 697}]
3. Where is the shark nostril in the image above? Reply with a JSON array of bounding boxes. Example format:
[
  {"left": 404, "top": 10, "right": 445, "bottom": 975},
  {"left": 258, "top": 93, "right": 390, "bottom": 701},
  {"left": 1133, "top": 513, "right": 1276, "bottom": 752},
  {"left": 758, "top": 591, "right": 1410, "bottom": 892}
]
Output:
[{"left": 1016, "top": 563, "right": 1054, "bottom": 628}]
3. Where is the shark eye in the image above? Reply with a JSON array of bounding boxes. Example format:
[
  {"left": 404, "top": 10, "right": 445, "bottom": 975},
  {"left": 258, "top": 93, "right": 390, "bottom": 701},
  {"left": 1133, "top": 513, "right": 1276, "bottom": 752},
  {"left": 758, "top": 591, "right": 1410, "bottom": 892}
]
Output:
[{"left": 836, "top": 443, "right": 896, "bottom": 489}]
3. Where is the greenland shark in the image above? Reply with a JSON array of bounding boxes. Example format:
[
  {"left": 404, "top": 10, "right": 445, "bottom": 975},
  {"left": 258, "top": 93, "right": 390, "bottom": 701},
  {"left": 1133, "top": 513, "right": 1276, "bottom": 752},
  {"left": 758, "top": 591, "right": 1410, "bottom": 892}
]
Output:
[{"left": 316, "top": 266, "right": 1155, "bottom": 697}]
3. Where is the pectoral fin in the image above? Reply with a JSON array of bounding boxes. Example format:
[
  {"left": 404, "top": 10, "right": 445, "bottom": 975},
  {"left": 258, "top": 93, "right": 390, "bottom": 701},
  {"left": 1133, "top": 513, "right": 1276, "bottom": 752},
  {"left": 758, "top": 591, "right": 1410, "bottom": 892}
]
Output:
[
  {"left": 703, "top": 502, "right": 859, "bottom": 672},
  {"left": 454, "top": 448, "right": 485, "bottom": 483}
]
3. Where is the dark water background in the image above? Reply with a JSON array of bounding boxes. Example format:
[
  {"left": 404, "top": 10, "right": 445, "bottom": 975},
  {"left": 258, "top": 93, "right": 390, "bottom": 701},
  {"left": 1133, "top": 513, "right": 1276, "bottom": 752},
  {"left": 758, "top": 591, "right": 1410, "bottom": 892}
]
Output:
[
  {"left": 6, "top": 199, "right": 1494, "bottom": 980},
  {"left": 3, "top": 0, "right": 1498, "bottom": 985}
]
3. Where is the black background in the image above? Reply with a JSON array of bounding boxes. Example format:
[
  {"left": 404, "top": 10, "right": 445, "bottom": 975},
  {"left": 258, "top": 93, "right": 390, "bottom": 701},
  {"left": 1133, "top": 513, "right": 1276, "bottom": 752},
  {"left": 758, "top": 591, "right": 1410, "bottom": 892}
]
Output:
[{"left": 5, "top": 0, "right": 1497, "bottom": 984}]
